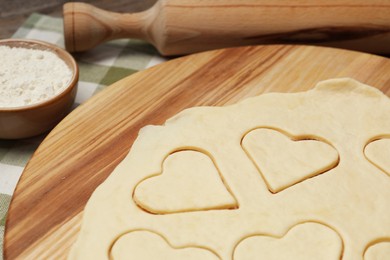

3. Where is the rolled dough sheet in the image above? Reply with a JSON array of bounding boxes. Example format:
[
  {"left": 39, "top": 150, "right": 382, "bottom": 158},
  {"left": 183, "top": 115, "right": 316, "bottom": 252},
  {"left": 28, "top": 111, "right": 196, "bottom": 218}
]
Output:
[{"left": 69, "top": 78, "right": 390, "bottom": 260}]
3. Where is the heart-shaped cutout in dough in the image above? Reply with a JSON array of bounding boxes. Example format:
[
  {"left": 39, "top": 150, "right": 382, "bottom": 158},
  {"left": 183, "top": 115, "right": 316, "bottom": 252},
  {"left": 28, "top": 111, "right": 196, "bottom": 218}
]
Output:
[
  {"left": 364, "top": 138, "right": 390, "bottom": 177},
  {"left": 233, "top": 222, "right": 343, "bottom": 260},
  {"left": 242, "top": 128, "right": 339, "bottom": 193},
  {"left": 111, "top": 230, "right": 219, "bottom": 259},
  {"left": 133, "top": 150, "right": 237, "bottom": 214},
  {"left": 364, "top": 241, "right": 390, "bottom": 260}
]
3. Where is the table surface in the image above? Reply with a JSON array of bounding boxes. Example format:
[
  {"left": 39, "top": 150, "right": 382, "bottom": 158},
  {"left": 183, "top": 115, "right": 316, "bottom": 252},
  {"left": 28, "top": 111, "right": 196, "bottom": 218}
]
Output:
[{"left": 0, "top": 0, "right": 157, "bottom": 39}]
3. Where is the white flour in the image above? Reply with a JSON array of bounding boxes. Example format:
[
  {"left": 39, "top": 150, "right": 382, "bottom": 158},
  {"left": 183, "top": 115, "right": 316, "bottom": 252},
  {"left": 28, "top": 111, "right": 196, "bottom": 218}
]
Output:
[{"left": 0, "top": 45, "right": 72, "bottom": 108}]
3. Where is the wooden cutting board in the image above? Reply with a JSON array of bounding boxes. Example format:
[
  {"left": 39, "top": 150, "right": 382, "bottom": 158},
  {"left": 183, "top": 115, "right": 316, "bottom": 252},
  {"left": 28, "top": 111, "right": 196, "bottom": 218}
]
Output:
[{"left": 4, "top": 45, "right": 390, "bottom": 259}]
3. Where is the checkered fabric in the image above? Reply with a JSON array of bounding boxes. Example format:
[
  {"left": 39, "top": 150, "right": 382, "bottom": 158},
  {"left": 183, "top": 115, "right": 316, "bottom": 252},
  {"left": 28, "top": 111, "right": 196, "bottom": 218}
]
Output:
[{"left": 0, "top": 13, "right": 167, "bottom": 259}]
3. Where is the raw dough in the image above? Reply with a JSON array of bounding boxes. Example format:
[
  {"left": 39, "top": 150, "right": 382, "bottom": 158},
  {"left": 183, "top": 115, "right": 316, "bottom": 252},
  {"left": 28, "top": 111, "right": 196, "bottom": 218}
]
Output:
[
  {"left": 69, "top": 78, "right": 390, "bottom": 260},
  {"left": 365, "top": 138, "right": 390, "bottom": 177},
  {"left": 233, "top": 222, "right": 343, "bottom": 260},
  {"left": 364, "top": 241, "right": 390, "bottom": 260},
  {"left": 242, "top": 128, "right": 339, "bottom": 193},
  {"left": 133, "top": 150, "right": 237, "bottom": 213},
  {"left": 111, "top": 230, "right": 219, "bottom": 259}
]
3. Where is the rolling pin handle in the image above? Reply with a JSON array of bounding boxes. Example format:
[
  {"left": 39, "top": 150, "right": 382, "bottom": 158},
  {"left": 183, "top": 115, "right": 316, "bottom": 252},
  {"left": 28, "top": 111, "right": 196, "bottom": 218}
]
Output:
[{"left": 63, "top": 2, "right": 149, "bottom": 52}]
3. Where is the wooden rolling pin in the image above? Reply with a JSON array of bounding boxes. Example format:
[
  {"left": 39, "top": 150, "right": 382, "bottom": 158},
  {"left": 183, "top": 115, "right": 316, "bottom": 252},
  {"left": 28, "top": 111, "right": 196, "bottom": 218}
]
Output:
[{"left": 63, "top": 0, "right": 390, "bottom": 56}]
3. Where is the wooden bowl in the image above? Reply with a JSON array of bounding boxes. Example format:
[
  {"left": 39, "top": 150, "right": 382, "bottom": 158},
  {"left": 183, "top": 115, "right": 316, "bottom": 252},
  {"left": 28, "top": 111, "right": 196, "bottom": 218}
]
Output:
[{"left": 0, "top": 39, "right": 78, "bottom": 139}]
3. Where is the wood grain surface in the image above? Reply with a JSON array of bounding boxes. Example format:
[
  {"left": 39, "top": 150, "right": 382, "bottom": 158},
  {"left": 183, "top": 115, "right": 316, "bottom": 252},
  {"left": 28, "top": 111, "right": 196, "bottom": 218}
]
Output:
[
  {"left": 63, "top": 0, "right": 390, "bottom": 55},
  {"left": 4, "top": 45, "right": 390, "bottom": 259},
  {"left": 0, "top": 0, "right": 157, "bottom": 39}
]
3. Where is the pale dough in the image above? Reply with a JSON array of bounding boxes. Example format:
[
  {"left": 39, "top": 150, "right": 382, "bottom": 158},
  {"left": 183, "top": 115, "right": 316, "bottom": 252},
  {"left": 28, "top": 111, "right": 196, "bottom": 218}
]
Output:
[
  {"left": 242, "top": 128, "right": 339, "bottom": 193},
  {"left": 133, "top": 150, "right": 237, "bottom": 213},
  {"left": 365, "top": 138, "right": 390, "bottom": 177},
  {"left": 364, "top": 241, "right": 390, "bottom": 260},
  {"left": 69, "top": 78, "right": 390, "bottom": 260},
  {"left": 233, "top": 222, "right": 343, "bottom": 260},
  {"left": 111, "top": 230, "right": 219, "bottom": 259}
]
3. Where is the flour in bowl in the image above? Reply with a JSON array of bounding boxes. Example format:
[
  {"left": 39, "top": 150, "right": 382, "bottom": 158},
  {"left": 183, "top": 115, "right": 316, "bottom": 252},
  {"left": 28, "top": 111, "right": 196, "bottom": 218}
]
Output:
[{"left": 0, "top": 45, "right": 72, "bottom": 108}]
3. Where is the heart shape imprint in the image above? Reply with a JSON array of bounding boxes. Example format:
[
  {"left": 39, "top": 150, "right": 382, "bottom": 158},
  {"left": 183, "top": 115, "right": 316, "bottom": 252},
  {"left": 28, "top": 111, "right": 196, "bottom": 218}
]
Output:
[
  {"left": 111, "top": 230, "right": 219, "bottom": 259},
  {"left": 242, "top": 128, "right": 339, "bottom": 193},
  {"left": 364, "top": 241, "right": 390, "bottom": 260},
  {"left": 233, "top": 222, "right": 343, "bottom": 260},
  {"left": 364, "top": 138, "right": 390, "bottom": 177},
  {"left": 133, "top": 150, "right": 237, "bottom": 214}
]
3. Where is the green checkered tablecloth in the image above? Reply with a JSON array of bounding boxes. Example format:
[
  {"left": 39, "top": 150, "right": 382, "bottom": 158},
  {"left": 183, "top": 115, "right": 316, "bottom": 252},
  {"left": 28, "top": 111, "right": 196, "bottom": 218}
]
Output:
[{"left": 0, "top": 13, "right": 167, "bottom": 259}]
